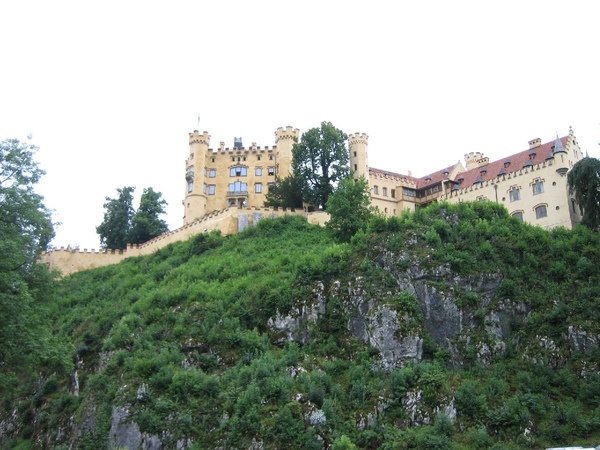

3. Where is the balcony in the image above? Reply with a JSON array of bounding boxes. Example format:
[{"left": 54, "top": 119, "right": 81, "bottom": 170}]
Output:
[{"left": 226, "top": 190, "right": 248, "bottom": 197}]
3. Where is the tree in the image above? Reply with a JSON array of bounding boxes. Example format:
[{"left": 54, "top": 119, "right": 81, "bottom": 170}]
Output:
[
  {"left": 0, "top": 138, "right": 67, "bottom": 377},
  {"left": 128, "top": 187, "right": 169, "bottom": 244},
  {"left": 568, "top": 157, "right": 600, "bottom": 231},
  {"left": 96, "top": 186, "right": 135, "bottom": 249},
  {"left": 325, "top": 177, "right": 373, "bottom": 242},
  {"left": 264, "top": 175, "right": 303, "bottom": 209},
  {"left": 292, "top": 122, "right": 349, "bottom": 209},
  {"left": 96, "top": 186, "right": 169, "bottom": 249},
  {"left": 0, "top": 138, "right": 54, "bottom": 271}
]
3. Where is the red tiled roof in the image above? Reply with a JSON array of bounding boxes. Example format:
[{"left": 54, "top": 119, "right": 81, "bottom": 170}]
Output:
[
  {"left": 369, "top": 167, "right": 417, "bottom": 183},
  {"left": 414, "top": 162, "right": 462, "bottom": 189},
  {"left": 453, "top": 136, "right": 568, "bottom": 189}
]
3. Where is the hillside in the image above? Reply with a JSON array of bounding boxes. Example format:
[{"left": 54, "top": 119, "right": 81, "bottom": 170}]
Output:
[{"left": 2, "top": 203, "right": 600, "bottom": 449}]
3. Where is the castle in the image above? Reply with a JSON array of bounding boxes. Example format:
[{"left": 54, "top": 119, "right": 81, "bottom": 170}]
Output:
[
  {"left": 184, "top": 125, "right": 584, "bottom": 229},
  {"left": 42, "top": 125, "right": 585, "bottom": 275}
]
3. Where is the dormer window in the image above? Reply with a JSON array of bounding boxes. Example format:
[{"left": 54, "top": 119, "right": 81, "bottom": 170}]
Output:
[
  {"left": 480, "top": 169, "right": 487, "bottom": 176},
  {"left": 504, "top": 161, "right": 511, "bottom": 168},
  {"left": 529, "top": 152, "right": 536, "bottom": 159}
]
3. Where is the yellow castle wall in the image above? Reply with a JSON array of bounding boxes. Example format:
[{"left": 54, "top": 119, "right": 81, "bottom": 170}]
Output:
[
  {"left": 42, "top": 207, "right": 309, "bottom": 276},
  {"left": 442, "top": 138, "right": 584, "bottom": 229}
]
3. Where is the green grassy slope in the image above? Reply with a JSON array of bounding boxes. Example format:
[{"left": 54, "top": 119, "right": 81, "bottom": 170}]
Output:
[{"left": 4, "top": 204, "right": 600, "bottom": 449}]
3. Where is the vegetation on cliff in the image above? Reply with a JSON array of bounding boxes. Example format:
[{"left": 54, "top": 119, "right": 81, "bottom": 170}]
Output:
[{"left": 2, "top": 203, "right": 600, "bottom": 449}]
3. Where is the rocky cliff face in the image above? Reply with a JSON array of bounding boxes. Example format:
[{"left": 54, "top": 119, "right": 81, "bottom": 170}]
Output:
[{"left": 268, "top": 248, "right": 530, "bottom": 371}]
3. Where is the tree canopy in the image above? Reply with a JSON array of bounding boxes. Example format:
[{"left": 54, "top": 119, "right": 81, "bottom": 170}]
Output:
[
  {"left": 264, "top": 174, "right": 304, "bottom": 209},
  {"left": 568, "top": 157, "right": 600, "bottom": 231},
  {"left": 0, "top": 138, "right": 67, "bottom": 379},
  {"left": 325, "top": 176, "right": 373, "bottom": 242},
  {"left": 292, "top": 122, "right": 349, "bottom": 209},
  {"left": 128, "top": 188, "right": 169, "bottom": 244},
  {"left": 96, "top": 186, "right": 169, "bottom": 249},
  {"left": 96, "top": 186, "right": 135, "bottom": 249}
]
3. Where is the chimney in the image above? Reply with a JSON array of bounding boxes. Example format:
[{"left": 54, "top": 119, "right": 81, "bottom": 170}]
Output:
[{"left": 528, "top": 138, "right": 541, "bottom": 149}]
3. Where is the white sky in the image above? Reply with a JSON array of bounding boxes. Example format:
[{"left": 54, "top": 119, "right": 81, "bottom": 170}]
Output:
[{"left": 1, "top": 1, "right": 599, "bottom": 249}]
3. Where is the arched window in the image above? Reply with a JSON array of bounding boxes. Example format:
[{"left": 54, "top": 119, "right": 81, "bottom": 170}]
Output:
[
  {"left": 511, "top": 211, "right": 524, "bottom": 222},
  {"left": 535, "top": 204, "right": 547, "bottom": 219}
]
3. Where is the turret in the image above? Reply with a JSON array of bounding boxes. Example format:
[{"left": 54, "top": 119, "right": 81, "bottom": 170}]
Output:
[
  {"left": 552, "top": 134, "right": 569, "bottom": 175},
  {"left": 274, "top": 126, "right": 299, "bottom": 177},
  {"left": 464, "top": 152, "right": 489, "bottom": 170},
  {"left": 348, "top": 132, "right": 369, "bottom": 180},
  {"left": 184, "top": 130, "right": 210, "bottom": 224}
]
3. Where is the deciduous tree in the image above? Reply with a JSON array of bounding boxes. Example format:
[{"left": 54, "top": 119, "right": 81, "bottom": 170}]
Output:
[
  {"left": 325, "top": 177, "right": 373, "bottom": 242},
  {"left": 292, "top": 122, "right": 349, "bottom": 209},
  {"left": 96, "top": 186, "right": 135, "bottom": 249},
  {"left": 568, "top": 157, "right": 600, "bottom": 231},
  {"left": 0, "top": 138, "right": 67, "bottom": 377},
  {"left": 128, "top": 187, "right": 169, "bottom": 244},
  {"left": 264, "top": 175, "right": 303, "bottom": 209},
  {"left": 97, "top": 186, "right": 169, "bottom": 249}
]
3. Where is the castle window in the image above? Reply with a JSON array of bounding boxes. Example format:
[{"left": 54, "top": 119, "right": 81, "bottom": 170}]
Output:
[
  {"left": 535, "top": 204, "right": 547, "bottom": 219},
  {"left": 207, "top": 168, "right": 216, "bottom": 178},
  {"left": 269, "top": 155, "right": 273, "bottom": 161},
  {"left": 382, "top": 187, "right": 388, "bottom": 197},
  {"left": 354, "top": 164, "right": 357, "bottom": 171},
  {"left": 571, "top": 198, "right": 576, "bottom": 213},
  {"left": 228, "top": 181, "right": 247, "bottom": 193},
  {"left": 403, "top": 188, "right": 416, "bottom": 197},
  {"left": 267, "top": 182, "right": 275, "bottom": 190},
  {"left": 532, "top": 180, "right": 544, "bottom": 195},
  {"left": 509, "top": 187, "right": 520, "bottom": 202},
  {"left": 255, "top": 167, "right": 263, "bottom": 176},
  {"left": 257, "top": 156, "right": 261, "bottom": 161},
  {"left": 187, "top": 180, "right": 193, "bottom": 193},
  {"left": 354, "top": 151, "right": 357, "bottom": 157},
  {"left": 391, "top": 189, "right": 396, "bottom": 198},
  {"left": 211, "top": 157, "right": 215, "bottom": 163},
  {"left": 207, "top": 184, "right": 216, "bottom": 195},
  {"left": 267, "top": 167, "right": 275, "bottom": 176},
  {"left": 255, "top": 183, "right": 262, "bottom": 193},
  {"left": 373, "top": 185, "right": 379, "bottom": 195},
  {"left": 230, "top": 166, "right": 247, "bottom": 177},
  {"left": 512, "top": 211, "right": 524, "bottom": 222}
]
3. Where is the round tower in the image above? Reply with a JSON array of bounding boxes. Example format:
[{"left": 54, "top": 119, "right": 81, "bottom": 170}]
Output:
[
  {"left": 274, "top": 126, "right": 300, "bottom": 177},
  {"left": 348, "top": 132, "right": 369, "bottom": 180},
  {"left": 183, "top": 130, "right": 210, "bottom": 224}
]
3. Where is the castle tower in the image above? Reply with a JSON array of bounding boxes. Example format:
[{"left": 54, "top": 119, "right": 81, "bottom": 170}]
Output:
[
  {"left": 464, "top": 152, "right": 489, "bottom": 170},
  {"left": 348, "top": 132, "right": 369, "bottom": 180},
  {"left": 274, "top": 126, "right": 300, "bottom": 177},
  {"left": 183, "top": 130, "right": 210, "bottom": 224}
]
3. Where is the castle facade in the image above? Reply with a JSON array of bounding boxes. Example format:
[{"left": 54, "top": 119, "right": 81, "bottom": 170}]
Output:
[{"left": 184, "top": 125, "right": 585, "bottom": 230}]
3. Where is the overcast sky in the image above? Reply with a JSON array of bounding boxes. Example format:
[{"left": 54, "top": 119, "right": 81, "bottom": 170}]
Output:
[{"left": 1, "top": 1, "right": 599, "bottom": 249}]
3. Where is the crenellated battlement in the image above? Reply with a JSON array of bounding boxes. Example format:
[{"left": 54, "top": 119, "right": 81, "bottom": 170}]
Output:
[
  {"left": 275, "top": 126, "right": 300, "bottom": 142},
  {"left": 189, "top": 130, "right": 211, "bottom": 145},
  {"left": 348, "top": 132, "right": 369, "bottom": 146},
  {"left": 206, "top": 145, "right": 276, "bottom": 153},
  {"left": 464, "top": 151, "right": 489, "bottom": 170}
]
